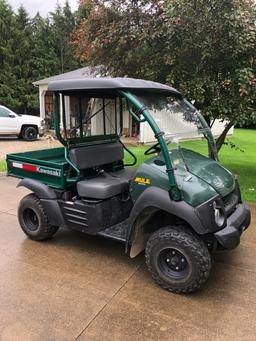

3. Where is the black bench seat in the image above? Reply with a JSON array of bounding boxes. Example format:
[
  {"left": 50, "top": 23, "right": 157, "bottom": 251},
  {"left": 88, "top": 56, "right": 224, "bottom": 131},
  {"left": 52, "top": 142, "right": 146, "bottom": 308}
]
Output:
[
  {"left": 69, "top": 141, "right": 137, "bottom": 199},
  {"left": 77, "top": 172, "right": 127, "bottom": 199}
]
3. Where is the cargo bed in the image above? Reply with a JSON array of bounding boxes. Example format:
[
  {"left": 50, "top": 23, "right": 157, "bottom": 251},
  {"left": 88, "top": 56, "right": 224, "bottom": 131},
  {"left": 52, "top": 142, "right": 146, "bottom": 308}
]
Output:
[{"left": 6, "top": 147, "right": 70, "bottom": 188}]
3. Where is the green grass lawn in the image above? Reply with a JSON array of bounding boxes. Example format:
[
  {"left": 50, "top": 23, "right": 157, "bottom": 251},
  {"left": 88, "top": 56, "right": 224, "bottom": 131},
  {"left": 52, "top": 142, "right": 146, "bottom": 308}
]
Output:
[
  {"left": 0, "top": 160, "right": 6, "bottom": 172},
  {"left": 1, "top": 129, "right": 255, "bottom": 201},
  {"left": 218, "top": 129, "right": 256, "bottom": 202},
  {"left": 125, "top": 128, "right": 256, "bottom": 202}
]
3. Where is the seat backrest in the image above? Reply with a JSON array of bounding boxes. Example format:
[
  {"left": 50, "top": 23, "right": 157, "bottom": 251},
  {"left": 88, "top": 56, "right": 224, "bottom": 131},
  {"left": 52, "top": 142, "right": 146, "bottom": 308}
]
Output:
[{"left": 69, "top": 141, "right": 124, "bottom": 170}]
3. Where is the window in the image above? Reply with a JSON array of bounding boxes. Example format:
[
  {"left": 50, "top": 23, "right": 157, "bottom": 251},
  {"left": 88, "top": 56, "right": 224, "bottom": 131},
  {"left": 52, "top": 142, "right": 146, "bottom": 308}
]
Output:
[
  {"left": 45, "top": 91, "right": 54, "bottom": 129},
  {"left": 62, "top": 95, "right": 121, "bottom": 140},
  {"left": 0, "top": 107, "right": 11, "bottom": 117}
]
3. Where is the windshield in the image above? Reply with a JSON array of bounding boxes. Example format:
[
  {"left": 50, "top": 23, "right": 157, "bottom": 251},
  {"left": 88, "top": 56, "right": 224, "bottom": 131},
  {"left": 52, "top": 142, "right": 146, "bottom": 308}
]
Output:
[{"left": 133, "top": 93, "right": 218, "bottom": 177}]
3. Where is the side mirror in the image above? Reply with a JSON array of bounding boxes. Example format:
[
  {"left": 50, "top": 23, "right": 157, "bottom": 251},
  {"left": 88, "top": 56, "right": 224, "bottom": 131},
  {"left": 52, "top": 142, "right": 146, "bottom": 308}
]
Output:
[{"left": 8, "top": 113, "right": 16, "bottom": 118}]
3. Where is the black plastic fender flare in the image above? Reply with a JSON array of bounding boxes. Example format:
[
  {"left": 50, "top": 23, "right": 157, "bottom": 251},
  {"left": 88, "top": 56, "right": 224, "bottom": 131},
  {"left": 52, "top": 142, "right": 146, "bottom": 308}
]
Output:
[
  {"left": 17, "top": 178, "right": 57, "bottom": 199},
  {"left": 126, "top": 186, "right": 206, "bottom": 255},
  {"left": 17, "top": 178, "right": 66, "bottom": 227}
]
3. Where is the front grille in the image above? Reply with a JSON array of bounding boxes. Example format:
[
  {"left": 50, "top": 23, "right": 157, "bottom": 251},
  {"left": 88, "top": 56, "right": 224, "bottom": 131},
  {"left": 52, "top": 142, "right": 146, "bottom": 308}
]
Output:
[{"left": 222, "top": 187, "right": 240, "bottom": 216}]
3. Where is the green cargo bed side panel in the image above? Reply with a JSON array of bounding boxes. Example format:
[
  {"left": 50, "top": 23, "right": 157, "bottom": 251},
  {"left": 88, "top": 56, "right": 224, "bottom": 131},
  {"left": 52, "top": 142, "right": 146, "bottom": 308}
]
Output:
[{"left": 6, "top": 147, "right": 69, "bottom": 189}]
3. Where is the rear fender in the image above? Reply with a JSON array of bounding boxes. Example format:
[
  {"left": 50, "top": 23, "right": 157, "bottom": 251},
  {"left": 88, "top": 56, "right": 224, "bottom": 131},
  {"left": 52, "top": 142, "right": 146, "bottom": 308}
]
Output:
[
  {"left": 126, "top": 187, "right": 205, "bottom": 257},
  {"left": 17, "top": 178, "right": 57, "bottom": 199},
  {"left": 17, "top": 178, "right": 65, "bottom": 227}
]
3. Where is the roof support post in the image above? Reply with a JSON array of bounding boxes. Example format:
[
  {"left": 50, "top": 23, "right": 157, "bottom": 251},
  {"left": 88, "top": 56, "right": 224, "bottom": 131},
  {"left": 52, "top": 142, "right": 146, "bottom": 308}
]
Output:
[
  {"left": 120, "top": 91, "right": 181, "bottom": 201},
  {"left": 53, "top": 92, "right": 66, "bottom": 146}
]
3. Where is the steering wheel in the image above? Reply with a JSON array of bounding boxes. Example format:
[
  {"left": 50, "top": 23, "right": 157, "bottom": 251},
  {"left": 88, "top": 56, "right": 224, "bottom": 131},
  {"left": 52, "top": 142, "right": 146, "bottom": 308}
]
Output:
[{"left": 144, "top": 142, "right": 161, "bottom": 156}]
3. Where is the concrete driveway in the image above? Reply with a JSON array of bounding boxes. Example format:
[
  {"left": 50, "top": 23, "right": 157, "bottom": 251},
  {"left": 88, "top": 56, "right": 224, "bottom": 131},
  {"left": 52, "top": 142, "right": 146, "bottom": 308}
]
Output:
[
  {"left": 0, "top": 137, "right": 60, "bottom": 160},
  {"left": 0, "top": 175, "right": 256, "bottom": 341},
  {"left": 0, "top": 136, "right": 136, "bottom": 161}
]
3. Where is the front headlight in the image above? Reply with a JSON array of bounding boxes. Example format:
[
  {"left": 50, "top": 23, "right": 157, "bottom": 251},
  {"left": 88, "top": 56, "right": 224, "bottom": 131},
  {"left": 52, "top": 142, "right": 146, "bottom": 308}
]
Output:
[
  {"left": 213, "top": 201, "right": 225, "bottom": 227},
  {"left": 41, "top": 119, "right": 45, "bottom": 127},
  {"left": 195, "top": 196, "right": 227, "bottom": 233}
]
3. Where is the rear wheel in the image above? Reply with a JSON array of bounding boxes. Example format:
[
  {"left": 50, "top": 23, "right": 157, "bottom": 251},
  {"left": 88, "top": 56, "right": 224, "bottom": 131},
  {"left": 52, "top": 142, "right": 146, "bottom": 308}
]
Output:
[
  {"left": 22, "top": 126, "right": 38, "bottom": 141},
  {"left": 145, "top": 226, "right": 211, "bottom": 294},
  {"left": 18, "top": 194, "right": 59, "bottom": 241}
]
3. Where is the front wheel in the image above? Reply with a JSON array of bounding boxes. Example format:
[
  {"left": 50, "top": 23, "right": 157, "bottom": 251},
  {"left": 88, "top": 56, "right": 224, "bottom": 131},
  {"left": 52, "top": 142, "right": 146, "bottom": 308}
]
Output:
[
  {"left": 145, "top": 226, "right": 211, "bottom": 294},
  {"left": 18, "top": 194, "right": 59, "bottom": 241},
  {"left": 22, "top": 126, "right": 38, "bottom": 141}
]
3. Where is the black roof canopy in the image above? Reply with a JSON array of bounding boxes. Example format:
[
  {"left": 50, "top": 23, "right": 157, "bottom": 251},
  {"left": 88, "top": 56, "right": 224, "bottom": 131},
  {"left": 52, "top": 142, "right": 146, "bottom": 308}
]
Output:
[{"left": 48, "top": 77, "right": 181, "bottom": 96}]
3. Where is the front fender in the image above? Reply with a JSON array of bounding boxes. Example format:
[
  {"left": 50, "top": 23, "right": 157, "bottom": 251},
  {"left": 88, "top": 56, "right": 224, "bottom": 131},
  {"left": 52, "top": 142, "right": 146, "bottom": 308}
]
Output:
[{"left": 126, "top": 186, "right": 207, "bottom": 254}]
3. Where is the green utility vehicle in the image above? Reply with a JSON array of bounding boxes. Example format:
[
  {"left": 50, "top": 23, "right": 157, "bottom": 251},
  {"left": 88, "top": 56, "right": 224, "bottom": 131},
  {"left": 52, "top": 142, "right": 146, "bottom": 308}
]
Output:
[{"left": 7, "top": 78, "right": 251, "bottom": 293}]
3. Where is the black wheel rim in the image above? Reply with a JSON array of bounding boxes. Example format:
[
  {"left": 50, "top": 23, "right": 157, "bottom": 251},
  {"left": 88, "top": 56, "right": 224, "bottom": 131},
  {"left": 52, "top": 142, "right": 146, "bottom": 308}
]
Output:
[
  {"left": 157, "top": 248, "right": 190, "bottom": 280},
  {"left": 27, "top": 129, "right": 37, "bottom": 140},
  {"left": 23, "top": 208, "right": 39, "bottom": 231}
]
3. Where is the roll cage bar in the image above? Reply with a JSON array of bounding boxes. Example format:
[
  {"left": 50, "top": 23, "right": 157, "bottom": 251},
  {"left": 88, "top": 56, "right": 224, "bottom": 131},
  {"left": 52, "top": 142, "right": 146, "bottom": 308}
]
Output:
[{"left": 53, "top": 90, "right": 181, "bottom": 201}]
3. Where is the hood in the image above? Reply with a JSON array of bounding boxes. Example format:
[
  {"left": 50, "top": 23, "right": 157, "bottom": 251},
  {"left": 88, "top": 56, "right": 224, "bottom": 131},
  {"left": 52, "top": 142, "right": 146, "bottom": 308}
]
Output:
[
  {"left": 19, "top": 114, "right": 42, "bottom": 125},
  {"left": 181, "top": 149, "right": 235, "bottom": 197}
]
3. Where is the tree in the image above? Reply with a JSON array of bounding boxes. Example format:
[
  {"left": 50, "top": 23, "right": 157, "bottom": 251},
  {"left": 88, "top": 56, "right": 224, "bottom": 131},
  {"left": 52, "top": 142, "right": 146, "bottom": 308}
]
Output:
[
  {"left": 0, "top": 1, "right": 81, "bottom": 115},
  {"left": 73, "top": 0, "right": 163, "bottom": 77},
  {"left": 12, "top": 6, "right": 37, "bottom": 114},
  {"left": 0, "top": 0, "right": 20, "bottom": 110},
  {"left": 30, "top": 14, "right": 59, "bottom": 79},
  {"left": 163, "top": 0, "right": 256, "bottom": 152},
  {"left": 73, "top": 0, "right": 256, "bottom": 152},
  {"left": 50, "top": 1, "right": 80, "bottom": 73}
]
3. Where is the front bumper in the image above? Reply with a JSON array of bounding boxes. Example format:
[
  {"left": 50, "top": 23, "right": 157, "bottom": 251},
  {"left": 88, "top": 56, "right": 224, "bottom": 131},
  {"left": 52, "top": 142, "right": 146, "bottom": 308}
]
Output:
[
  {"left": 214, "top": 203, "right": 251, "bottom": 250},
  {"left": 39, "top": 127, "right": 45, "bottom": 137}
]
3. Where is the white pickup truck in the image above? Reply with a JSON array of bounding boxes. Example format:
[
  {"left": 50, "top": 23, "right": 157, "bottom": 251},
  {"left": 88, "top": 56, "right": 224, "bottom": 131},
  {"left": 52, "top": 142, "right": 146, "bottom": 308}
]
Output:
[{"left": 0, "top": 105, "right": 45, "bottom": 141}]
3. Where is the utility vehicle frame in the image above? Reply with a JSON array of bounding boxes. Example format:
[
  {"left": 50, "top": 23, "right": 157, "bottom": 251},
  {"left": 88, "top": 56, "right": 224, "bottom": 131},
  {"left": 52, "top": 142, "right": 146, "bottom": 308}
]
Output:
[{"left": 7, "top": 78, "right": 251, "bottom": 293}]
